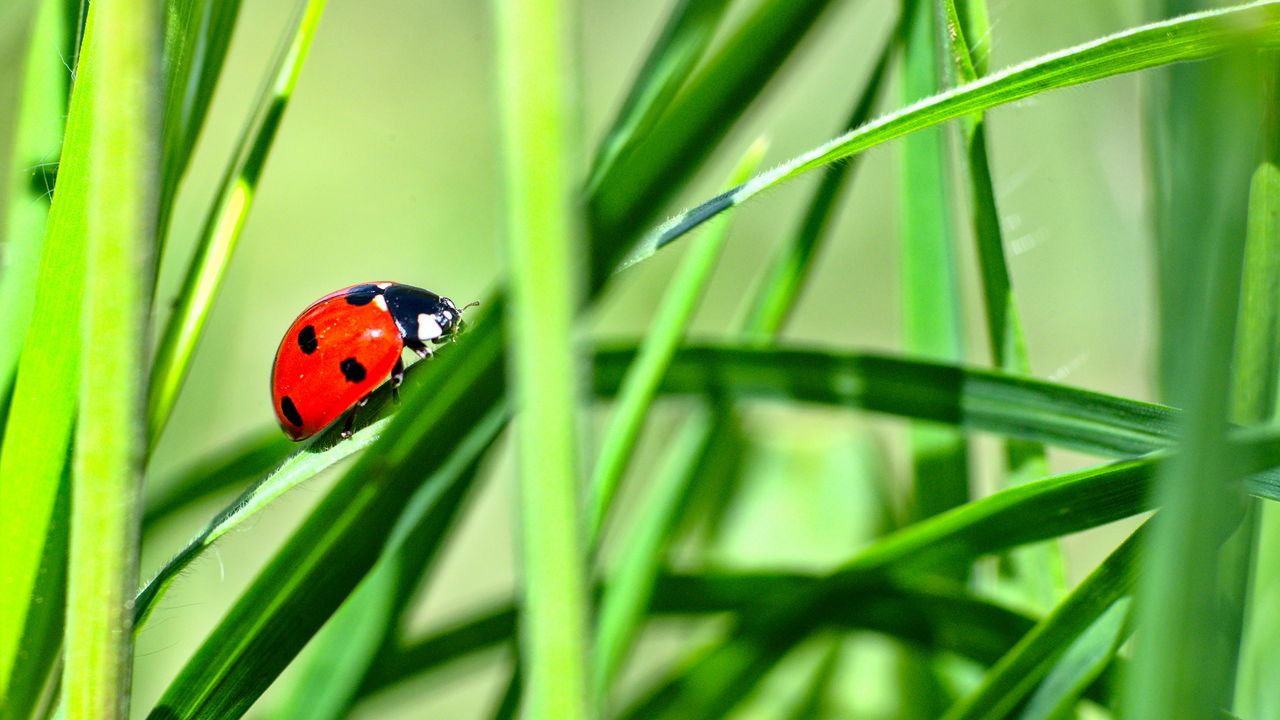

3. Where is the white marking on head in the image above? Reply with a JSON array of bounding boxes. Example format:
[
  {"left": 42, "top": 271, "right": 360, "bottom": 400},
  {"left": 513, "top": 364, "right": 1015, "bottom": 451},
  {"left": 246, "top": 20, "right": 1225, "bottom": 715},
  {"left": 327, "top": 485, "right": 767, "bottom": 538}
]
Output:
[
  {"left": 417, "top": 313, "right": 443, "bottom": 341},
  {"left": 373, "top": 295, "right": 388, "bottom": 312},
  {"left": 377, "top": 282, "right": 393, "bottom": 289}
]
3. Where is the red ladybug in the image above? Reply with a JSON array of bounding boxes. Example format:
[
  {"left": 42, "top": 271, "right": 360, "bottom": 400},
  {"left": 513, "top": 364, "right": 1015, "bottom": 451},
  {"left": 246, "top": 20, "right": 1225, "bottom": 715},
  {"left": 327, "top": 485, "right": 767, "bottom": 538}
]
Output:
[{"left": 270, "top": 282, "right": 471, "bottom": 441}]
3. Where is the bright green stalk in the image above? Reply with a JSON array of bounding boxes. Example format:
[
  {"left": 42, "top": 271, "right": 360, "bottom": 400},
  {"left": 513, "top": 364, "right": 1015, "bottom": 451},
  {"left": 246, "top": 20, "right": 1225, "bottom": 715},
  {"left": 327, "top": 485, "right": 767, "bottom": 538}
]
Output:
[
  {"left": 900, "top": 0, "right": 967, "bottom": 522},
  {"left": 587, "top": 139, "right": 766, "bottom": 542},
  {"left": 1235, "top": 52, "right": 1280, "bottom": 718},
  {"left": 63, "top": 0, "right": 155, "bottom": 714},
  {"left": 0, "top": 0, "right": 72, "bottom": 404},
  {"left": 493, "top": 0, "right": 589, "bottom": 716},
  {"left": 147, "top": 0, "right": 327, "bottom": 447}
]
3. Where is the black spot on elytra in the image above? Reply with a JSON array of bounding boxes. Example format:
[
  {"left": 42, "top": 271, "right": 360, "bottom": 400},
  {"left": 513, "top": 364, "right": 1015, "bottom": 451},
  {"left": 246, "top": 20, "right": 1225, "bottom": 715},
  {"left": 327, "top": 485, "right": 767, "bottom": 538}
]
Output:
[
  {"left": 280, "top": 396, "right": 303, "bottom": 427},
  {"left": 344, "top": 284, "right": 383, "bottom": 306},
  {"left": 297, "top": 325, "right": 318, "bottom": 354},
  {"left": 340, "top": 357, "right": 367, "bottom": 383}
]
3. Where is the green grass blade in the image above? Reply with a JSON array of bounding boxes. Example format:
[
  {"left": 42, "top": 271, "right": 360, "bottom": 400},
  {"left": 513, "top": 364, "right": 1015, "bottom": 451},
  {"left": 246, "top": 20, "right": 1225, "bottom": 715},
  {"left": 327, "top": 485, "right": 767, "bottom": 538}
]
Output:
[
  {"left": 141, "top": 429, "right": 292, "bottom": 529},
  {"left": 899, "top": 0, "right": 967, "bottom": 523},
  {"left": 942, "top": 526, "right": 1143, "bottom": 720},
  {"left": 63, "top": 0, "right": 156, "bottom": 714},
  {"left": 147, "top": 307, "right": 505, "bottom": 718},
  {"left": 154, "top": 0, "right": 242, "bottom": 260},
  {"left": 0, "top": 0, "right": 73, "bottom": 404},
  {"left": 147, "top": 0, "right": 327, "bottom": 447},
  {"left": 588, "top": 139, "right": 765, "bottom": 542},
  {"left": 783, "top": 640, "right": 842, "bottom": 720},
  {"left": 1237, "top": 52, "right": 1280, "bottom": 719},
  {"left": 266, "top": 410, "right": 504, "bottom": 720},
  {"left": 362, "top": 573, "right": 1041, "bottom": 700},
  {"left": 1018, "top": 599, "right": 1131, "bottom": 720},
  {"left": 494, "top": 0, "right": 589, "bottom": 715},
  {"left": 741, "top": 35, "right": 892, "bottom": 340},
  {"left": 0, "top": 0, "right": 112, "bottom": 698},
  {"left": 1126, "top": 51, "right": 1258, "bottom": 720},
  {"left": 585, "top": 0, "right": 732, "bottom": 191},
  {"left": 588, "top": 0, "right": 841, "bottom": 272},
  {"left": 619, "top": 1, "right": 1280, "bottom": 269},
  {"left": 593, "top": 345, "right": 1178, "bottom": 457}
]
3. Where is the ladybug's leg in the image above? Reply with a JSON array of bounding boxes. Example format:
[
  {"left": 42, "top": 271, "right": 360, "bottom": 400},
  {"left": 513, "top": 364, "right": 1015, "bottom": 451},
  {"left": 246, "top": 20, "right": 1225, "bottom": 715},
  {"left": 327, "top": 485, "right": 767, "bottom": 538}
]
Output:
[
  {"left": 406, "top": 338, "right": 433, "bottom": 359},
  {"left": 340, "top": 395, "right": 371, "bottom": 440},
  {"left": 391, "top": 357, "right": 405, "bottom": 403}
]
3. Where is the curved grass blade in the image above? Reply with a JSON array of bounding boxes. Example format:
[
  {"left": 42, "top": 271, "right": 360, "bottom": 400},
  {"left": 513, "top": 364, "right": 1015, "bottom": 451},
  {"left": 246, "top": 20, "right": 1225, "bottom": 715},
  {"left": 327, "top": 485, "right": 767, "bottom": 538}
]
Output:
[
  {"left": 148, "top": 0, "right": 327, "bottom": 447},
  {"left": 613, "top": 426, "right": 1280, "bottom": 720},
  {"left": 141, "top": 429, "right": 292, "bottom": 529},
  {"left": 0, "top": 0, "right": 120, "bottom": 697},
  {"left": 588, "top": 0, "right": 843, "bottom": 273},
  {"left": 360, "top": 573, "right": 1040, "bottom": 700},
  {"left": 594, "top": 344, "right": 1178, "bottom": 457},
  {"left": 1018, "top": 598, "right": 1131, "bottom": 720},
  {"left": 0, "top": 0, "right": 74, "bottom": 405},
  {"left": 494, "top": 0, "right": 589, "bottom": 715},
  {"left": 585, "top": 0, "right": 732, "bottom": 191},
  {"left": 63, "top": 0, "right": 156, "bottom": 714},
  {"left": 154, "top": 0, "right": 243, "bottom": 261},
  {"left": 942, "top": 525, "right": 1144, "bottom": 720},
  {"left": 588, "top": 138, "right": 765, "bottom": 541},
  {"left": 618, "top": 0, "right": 1280, "bottom": 269}
]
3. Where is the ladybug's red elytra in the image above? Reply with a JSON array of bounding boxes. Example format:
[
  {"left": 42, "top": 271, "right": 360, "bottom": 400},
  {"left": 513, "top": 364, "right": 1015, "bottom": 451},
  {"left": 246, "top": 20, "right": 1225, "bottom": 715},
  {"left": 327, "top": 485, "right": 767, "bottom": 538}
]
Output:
[{"left": 270, "top": 282, "right": 473, "bottom": 441}]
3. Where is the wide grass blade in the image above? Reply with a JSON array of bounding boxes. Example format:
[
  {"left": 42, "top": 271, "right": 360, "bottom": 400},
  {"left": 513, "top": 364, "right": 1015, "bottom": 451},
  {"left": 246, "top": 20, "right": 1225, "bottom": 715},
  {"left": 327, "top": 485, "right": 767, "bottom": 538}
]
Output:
[
  {"left": 148, "top": 0, "right": 327, "bottom": 446},
  {"left": 0, "top": 0, "right": 73, "bottom": 403},
  {"left": 588, "top": 139, "right": 765, "bottom": 540},
  {"left": 494, "top": 0, "right": 590, "bottom": 715},
  {"left": 1237, "top": 52, "right": 1280, "bottom": 718},
  {"left": 0, "top": 0, "right": 110, "bottom": 697},
  {"left": 63, "top": 0, "right": 156, "bottom": 714},
  {"left": 1126, "top": 50, "right": 1258, "bottom": 720},
  {"left": 941, "top": 526, "right": 1143, "bottom": 720},
  {"left": 154, "top": 0, "right": 242, "bottom": 262},
  {"left": 620, "top": 1, "right": 1280, "bottom": 268},
  {"left": 1018, "top": 599, "right": 1131, "bottom": 720},
  {"left": 585, "top": 0, "right": 732, "bottom": 191}
]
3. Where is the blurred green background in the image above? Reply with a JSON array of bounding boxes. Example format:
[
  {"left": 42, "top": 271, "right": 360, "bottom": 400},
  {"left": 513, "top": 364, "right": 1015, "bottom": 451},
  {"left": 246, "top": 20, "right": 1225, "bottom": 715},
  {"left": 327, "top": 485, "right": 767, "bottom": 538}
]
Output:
[{"left": 0, "top": 1, "right": 1159, "bottom": 716}]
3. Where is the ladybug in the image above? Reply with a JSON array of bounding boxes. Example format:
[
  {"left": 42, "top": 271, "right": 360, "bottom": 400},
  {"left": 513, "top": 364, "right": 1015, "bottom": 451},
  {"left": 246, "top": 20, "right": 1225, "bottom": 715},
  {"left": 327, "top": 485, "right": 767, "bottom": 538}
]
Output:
[{"left": 270, "top": 282, "right": 473, "bottom": 441}]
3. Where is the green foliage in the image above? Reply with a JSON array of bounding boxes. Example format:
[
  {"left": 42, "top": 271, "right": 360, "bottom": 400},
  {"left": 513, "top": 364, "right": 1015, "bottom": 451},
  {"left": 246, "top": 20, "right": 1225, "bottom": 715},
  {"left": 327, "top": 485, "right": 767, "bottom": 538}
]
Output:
[{"left": 3, "top": 1, "right": 1280, "bottom": 717}]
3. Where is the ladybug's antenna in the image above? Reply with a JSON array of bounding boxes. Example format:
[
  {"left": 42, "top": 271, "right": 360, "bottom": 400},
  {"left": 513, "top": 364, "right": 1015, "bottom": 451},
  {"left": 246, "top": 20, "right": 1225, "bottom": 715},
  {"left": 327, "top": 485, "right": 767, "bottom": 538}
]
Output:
[{"left": 461, "top": 300, "right": 480, "bottom": 312}]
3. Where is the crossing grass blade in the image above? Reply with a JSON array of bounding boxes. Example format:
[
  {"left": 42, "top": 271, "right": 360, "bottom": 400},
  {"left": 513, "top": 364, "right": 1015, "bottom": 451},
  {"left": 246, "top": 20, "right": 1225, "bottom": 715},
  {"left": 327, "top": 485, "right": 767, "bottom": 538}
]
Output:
[
  {"left": 0, "top": 0, "right": 113, "bottom": 697},
  {"left": 148, "top": 0, "right": 327, "bottom": 447},
  {"left": 585, "top": 0, "right": 732, "bottom": 191},
  {"left": 0, "top": 0, "right": 74, "bottom": 405},
  {"left": 588, "top": 139, "right": 765, "bottom": 541},
  {"left": 618, "top": 0, "right": 1280, "bottom": 269},
  {"left": 1237, "top": 52, "right": 1280, "bottom": 719},
  {"left": 154, "top": 0, "right": 242, "bottom": 262},
  {"left": 941, "top": 526, "right": 1143, "bottom": 720},
  {"left": 1126, "top": 49, "right": 1259, "bottom": 720},
  {"left": 62, "top": 0, "right": 156, "bottom": 714},
  {"left": 1018, "top": 599, "right": 1131, "bottom": 720},
  {"left": 493, "top": 0, "right": 590, "bottom": 715}
]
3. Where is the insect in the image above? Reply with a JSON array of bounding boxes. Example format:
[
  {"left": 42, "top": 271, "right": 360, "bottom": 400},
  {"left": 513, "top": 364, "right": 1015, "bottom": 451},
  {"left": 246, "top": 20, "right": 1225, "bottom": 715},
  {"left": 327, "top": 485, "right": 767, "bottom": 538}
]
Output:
[{"left": 270, "top": 282, "right": 473, "bottom": 441}]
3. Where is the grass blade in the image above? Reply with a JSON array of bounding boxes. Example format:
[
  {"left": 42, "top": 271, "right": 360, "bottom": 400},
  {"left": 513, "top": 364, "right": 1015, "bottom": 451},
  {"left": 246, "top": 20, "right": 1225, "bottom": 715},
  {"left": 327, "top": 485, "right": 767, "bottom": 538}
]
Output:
[
  {"left": 585, "top": 0, "right": 732, "bottom": 191},
  {"left": 588, "top": 0, "right": 841, "bottom": 272},
  {"left": 620, "top": 1, "right": 1280, "bottom": 269},
  {"left": 63, "top": 0, "right": 156, "bottom": 714},
  {"left": 0, "top": 0, "right": 112, "bottom": 698},
  {"left": 588, "top": 139, "right": 765, "bottom": 541},
  {"left": 1126, "top": 51, "right": 1258, "bottom": 720},
  {"left": 494, "top": 0, "right": 589, "bottom": 715},
  {"left": 1237, "top": 52, "right": 1280, "bottom": 718},
  {"left": 0, "top": 0, "right": 73, "bottom": 403},
  {"left": 941, "top": 526, "right": 1143, "bottom": 720},
  {"left": 147, "top": 0, "right": 327, "bottom": 446},
  {"left": 153, "top": 0, "right": 241, "bottom": 261},
  {"left": 1018, "top": 599, "right": 1131, "bottom": 720},
  {"left": 141, "top": 429, "right": 292, "bottom": 529}
]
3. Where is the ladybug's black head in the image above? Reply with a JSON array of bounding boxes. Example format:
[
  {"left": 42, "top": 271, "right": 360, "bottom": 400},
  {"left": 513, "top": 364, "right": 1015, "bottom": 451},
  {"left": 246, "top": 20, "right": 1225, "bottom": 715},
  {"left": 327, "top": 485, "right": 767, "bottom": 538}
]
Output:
[{"left": 383, "top": 284, "right": 476, "bottom": 347}]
